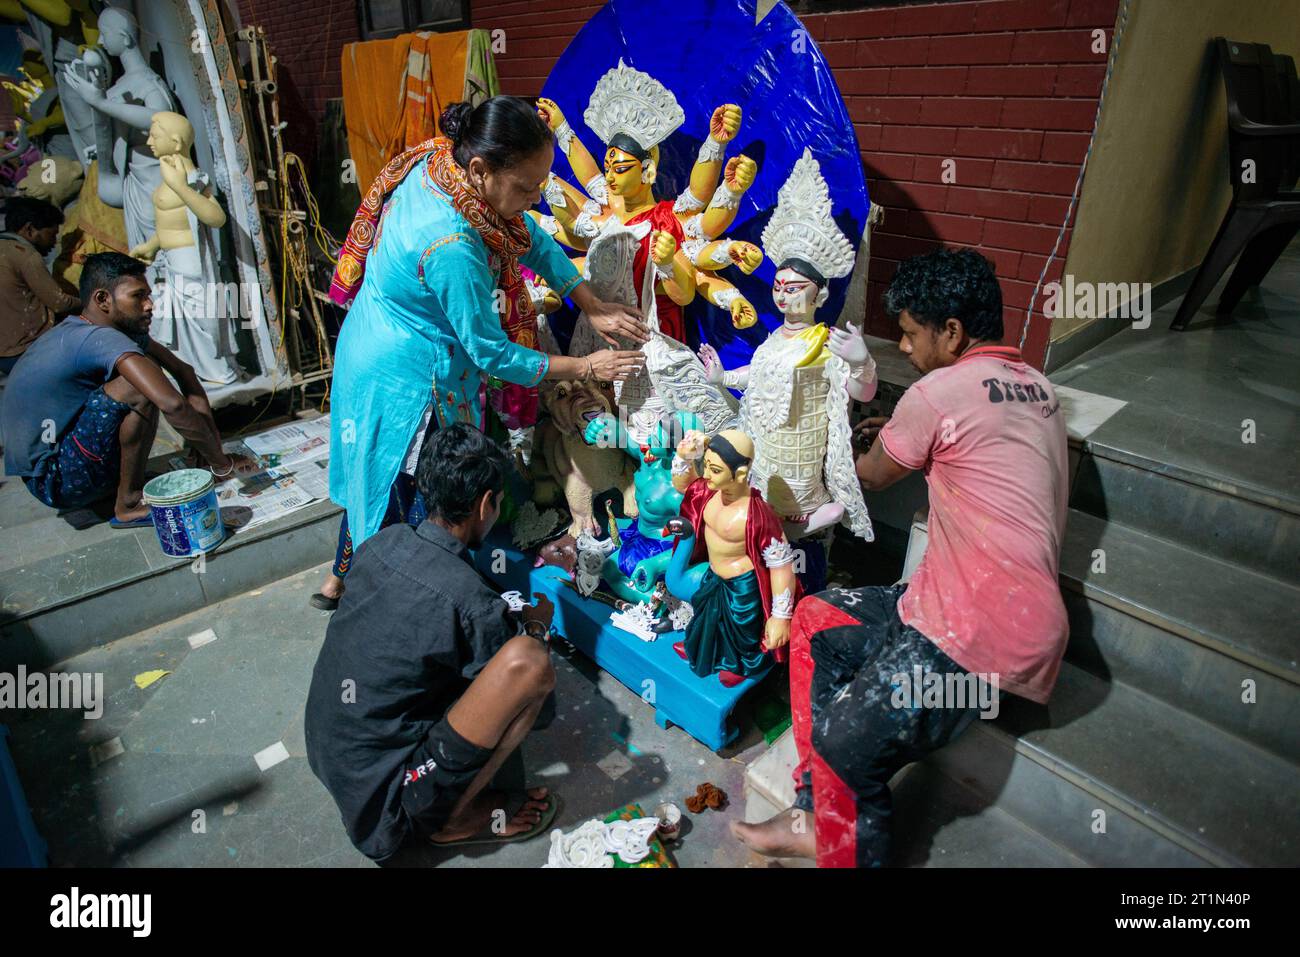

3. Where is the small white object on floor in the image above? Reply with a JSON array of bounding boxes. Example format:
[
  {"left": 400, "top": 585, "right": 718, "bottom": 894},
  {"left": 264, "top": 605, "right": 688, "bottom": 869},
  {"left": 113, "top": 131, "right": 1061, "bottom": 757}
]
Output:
[
  {"left": 89, "top": 737, "right": 125, "bottom": 767},
  {"left": 187, "top": 628, "right": 218, "bottom": 649},
  {"left": 603, "top": 817, "right": 660, "bottom": 864},
  {"left": 543, "top": 820, "right": 613, "bottom": 868},
  {"left": 542, "top": 816, "right": 660, "bottom": 867},
  {"left": 253, "top": 741, "right": 290, "bottom": 771}
]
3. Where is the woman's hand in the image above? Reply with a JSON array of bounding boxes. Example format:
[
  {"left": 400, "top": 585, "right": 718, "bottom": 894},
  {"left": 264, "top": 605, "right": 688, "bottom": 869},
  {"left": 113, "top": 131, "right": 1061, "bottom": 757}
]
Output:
[
  {"left": 587, "top": 349, "right": 645, "bottom": 382},
  {"left": 585, "top": 298, "right": 650, "bottom": 346}
]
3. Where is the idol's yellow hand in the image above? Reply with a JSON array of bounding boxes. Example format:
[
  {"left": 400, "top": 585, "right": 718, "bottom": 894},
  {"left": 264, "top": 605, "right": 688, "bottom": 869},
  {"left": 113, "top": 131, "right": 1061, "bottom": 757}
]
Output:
[
  {"left": 651, "top": 229, "right": 677, "bottom": 266},
  {"left": 729, "top": 241, "right": 763, "bottom": 274},
  {"left": 710, "top": 104, "right": 742, "bottom": 143},
  {"left": 725, "top": 155, "right": 757, "bottom": 193},
  {"left": 129, "top": 241, "right": 156, "bottom": 263},
  {"left": 730, "top": 296, "right": 758, "bottom": 329},
  {"left": 536, "top": 97, "right": 566, "bottom": 132}
]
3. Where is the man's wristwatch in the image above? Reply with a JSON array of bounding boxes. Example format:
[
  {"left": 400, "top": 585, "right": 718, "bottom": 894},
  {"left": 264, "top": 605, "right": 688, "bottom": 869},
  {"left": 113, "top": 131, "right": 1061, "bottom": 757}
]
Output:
[{"left": 522, "top": 618, "right": 550, "bottom": 643}]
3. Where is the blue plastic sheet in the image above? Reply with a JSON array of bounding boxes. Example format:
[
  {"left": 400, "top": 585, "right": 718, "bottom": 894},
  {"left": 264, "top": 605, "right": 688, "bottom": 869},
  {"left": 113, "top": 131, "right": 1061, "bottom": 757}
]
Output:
[{"left": 541, "top": 0, "right": 870, "bottom": 371}]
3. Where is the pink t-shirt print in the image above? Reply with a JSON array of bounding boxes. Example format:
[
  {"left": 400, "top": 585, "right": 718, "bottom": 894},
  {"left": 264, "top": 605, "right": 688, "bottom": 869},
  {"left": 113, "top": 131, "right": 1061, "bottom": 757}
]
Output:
[{"left": 878, "top": 345, "right": 1070, "bottom": 704}]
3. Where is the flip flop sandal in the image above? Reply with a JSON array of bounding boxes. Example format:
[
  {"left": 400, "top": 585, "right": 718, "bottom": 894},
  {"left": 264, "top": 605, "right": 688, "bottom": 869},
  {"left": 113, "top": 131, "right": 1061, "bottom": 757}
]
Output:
[
  {"left": 109, "top": 514, "right": 155, "bottom": 529},
  {"left": 429, "top": 790, "right": 561, "bottom": 849},
  {"left": 309, "top": 592, "right": 340, "bottom": 611}
]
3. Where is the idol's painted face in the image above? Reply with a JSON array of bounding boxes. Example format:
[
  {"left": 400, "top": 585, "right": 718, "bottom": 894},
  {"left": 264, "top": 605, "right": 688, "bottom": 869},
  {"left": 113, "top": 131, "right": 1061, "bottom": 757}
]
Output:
[
  {"left": 604, "top": 147, "right": 643, "bottom": 196},
  {"left": 772, "top": 267, "right": 818, "bottom": 318},
  {"left": 701, "top": 450, "right": 736, "bottom": 493}
]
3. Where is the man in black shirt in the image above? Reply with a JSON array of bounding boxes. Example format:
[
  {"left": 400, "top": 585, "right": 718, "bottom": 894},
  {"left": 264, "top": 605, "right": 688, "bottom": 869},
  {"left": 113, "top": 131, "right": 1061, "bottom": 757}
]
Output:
[{"left": 305, "top": 423, "right": 557, "bottom": 862}]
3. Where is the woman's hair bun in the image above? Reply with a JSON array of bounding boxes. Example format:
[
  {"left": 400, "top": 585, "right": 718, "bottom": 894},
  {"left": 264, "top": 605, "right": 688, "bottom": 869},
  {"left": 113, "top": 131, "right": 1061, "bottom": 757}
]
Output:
[{"left": 439, "top": 101, "right": 474, "bottom": 144}]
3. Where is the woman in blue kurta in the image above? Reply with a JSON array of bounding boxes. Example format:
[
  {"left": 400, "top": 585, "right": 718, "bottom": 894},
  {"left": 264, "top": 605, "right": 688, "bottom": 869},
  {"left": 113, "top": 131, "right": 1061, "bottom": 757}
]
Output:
[{"left": 315, "top": 98, "right": 647, "bottom": 607}]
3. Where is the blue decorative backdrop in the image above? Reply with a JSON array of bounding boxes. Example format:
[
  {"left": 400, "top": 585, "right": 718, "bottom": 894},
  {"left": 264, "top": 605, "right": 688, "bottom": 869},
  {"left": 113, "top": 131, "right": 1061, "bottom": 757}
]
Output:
[{"left": 540, "top": 0, "right": 869, "bottom": 371}]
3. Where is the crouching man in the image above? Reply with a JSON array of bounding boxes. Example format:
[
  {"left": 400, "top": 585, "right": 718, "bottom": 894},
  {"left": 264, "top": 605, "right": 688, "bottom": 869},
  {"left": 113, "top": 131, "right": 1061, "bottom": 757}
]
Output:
[
  {"left": 305, "top": 422, "right": 560, "bottom": 863},
  {"left": 733, "top": 248, "right": 1070, "bottom": 867},
  {"left": 1, "top": 252, "right": 255, "bottom": 525}
]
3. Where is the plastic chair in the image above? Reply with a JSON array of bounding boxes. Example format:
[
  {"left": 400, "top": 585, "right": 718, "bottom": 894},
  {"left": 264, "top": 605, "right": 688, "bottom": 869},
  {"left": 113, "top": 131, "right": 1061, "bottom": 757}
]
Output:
[{"left": 1171, "top": 39, "right": 1300, "bottom": 330}]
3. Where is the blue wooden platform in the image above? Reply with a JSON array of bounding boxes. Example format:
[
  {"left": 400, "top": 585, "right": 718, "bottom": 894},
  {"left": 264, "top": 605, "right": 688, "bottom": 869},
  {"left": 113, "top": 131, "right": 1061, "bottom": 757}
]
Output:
[{"left": 472, "top": 530, "right": 758, "bottom": 751}]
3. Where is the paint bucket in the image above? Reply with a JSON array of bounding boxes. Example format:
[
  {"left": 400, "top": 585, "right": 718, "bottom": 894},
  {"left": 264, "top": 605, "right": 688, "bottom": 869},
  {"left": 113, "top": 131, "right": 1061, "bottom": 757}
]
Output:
[{"left": 142, "top": 469, "right": 226, "bottom": 558}]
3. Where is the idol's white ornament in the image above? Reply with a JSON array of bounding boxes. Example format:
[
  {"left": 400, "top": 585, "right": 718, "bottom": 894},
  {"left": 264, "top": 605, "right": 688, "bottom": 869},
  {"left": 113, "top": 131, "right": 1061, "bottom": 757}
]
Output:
[
  {"left": 760, "top": 147, "right": 857, "bottom": 287},
  {"left": 700, "top": 149, "right": 875, "bottom": 540},
  {"left": 544, "top": 820, "right": 613, "bottom": 868},
  {"left": 584, "top": 59, "right": 685, "bottom": 155}
]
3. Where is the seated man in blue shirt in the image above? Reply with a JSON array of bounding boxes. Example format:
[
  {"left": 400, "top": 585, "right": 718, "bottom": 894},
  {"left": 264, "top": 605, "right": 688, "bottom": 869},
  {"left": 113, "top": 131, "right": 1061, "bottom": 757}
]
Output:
[
  {"left": 305, "top": 423, "right": 559, "bottom": 862},
  {"left": 1, "top": 252, "right": 255, "bottom": 525}
]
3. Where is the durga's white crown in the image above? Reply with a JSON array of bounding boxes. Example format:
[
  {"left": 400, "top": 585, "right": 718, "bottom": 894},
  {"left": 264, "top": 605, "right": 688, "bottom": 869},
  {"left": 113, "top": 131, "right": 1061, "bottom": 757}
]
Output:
[
  {"left": 584, "top": 59, "right": 685, "bottom": 153},
  {"left": 761, "top": 148, "right": 855, "bottom": 282}
]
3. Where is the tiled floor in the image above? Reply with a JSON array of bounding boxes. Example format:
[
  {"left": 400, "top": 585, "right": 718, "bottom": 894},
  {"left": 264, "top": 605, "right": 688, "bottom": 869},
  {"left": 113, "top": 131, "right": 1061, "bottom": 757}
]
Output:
[
  {"left": 5, "top": 562, "right": 772, "bottom": 868},
  {"left": 1050, "top": 242, "right": 1300, "bottom": 513}
]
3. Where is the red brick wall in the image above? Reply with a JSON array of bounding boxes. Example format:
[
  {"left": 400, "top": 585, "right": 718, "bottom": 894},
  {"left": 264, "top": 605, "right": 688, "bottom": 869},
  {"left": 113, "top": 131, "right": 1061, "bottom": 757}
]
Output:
[
  {"left": 473, "top": 0, "right": 1120, "bottom": 366},
  {"left": 235, "top": 0, "right": 362, "bottom": 161},
  {"left": 811, "top": 0, "right": 1120, "bottom": 362},
  {"left": 471, "top": 0, "right": 607, "bottom": 95},
  {"left": 246, "top": 0, "right": 1120, "bottom": 365}
]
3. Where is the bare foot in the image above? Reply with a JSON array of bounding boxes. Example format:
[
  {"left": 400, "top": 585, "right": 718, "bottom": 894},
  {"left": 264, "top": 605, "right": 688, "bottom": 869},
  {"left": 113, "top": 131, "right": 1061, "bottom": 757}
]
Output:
[
  {"left": 319, "top": 574, "right": 345, "bottom": 601},
  {"left": 430, "top": 786, "right": 550, "bottom": 844},
  {"left": 730, "top": 806, "right": 816, "bottom": 859}
]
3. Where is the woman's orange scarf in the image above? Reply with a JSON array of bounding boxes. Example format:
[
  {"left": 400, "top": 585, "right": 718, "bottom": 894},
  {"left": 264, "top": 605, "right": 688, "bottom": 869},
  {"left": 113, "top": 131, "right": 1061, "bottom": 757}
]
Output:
[{"left": 331, "top": 137, "right": 540, "bottom": 426}]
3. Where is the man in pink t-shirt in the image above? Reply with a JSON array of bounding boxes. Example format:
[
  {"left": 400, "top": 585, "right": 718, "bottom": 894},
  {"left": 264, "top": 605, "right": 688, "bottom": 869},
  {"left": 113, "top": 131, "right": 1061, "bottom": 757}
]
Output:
[{"left": 734, "top": 248, "right": 1069, "bottom": 868}]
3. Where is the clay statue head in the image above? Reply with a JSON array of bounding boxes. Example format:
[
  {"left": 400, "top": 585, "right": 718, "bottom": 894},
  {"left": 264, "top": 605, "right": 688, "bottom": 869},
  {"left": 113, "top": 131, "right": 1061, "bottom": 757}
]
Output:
[
  {"left": 700, "top": 430, "right": 753, "bottom": 494},
  {"left": 97, "top": 8, "right": 140, "bottom": 58},
  {"left": 604, "top": 143, "right": 658, "bottom": 196},
  {"left": 146, "top": 112, "right": 194, "bottom": 159},
  {"left": 772, "top": 265, "right": 829, "bottom": 319},
  {"left": 540, "top": 379, "right": 616, "bottom": 437}
]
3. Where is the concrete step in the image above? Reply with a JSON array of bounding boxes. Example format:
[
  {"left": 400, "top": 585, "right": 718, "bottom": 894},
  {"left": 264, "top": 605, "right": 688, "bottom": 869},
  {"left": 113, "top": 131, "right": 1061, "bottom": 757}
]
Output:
[
  {"left": 743, "top": 729, "right": 1086, "bottom": 867},
  {"left": 0, "top": 500, "right": 341, "bottom": 672},
  {"left": 1070, "top": 452, "right": 1299, "bottom": 587},
  {"left": 745, "top": 664, "right": 1300, "bottom": 867},
  {"left": 935, "top": 661, "right": 1300, "bottom": 867},
  {"left": 1059, "top": 508, "right": 1300, "bottom": 762}
]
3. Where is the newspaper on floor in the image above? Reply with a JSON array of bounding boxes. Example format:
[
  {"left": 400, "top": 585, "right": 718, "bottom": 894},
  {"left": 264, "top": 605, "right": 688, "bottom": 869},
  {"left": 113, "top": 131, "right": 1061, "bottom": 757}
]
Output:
[{"left": 169, "top": 415, "right": 331, "bottom": 533}]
